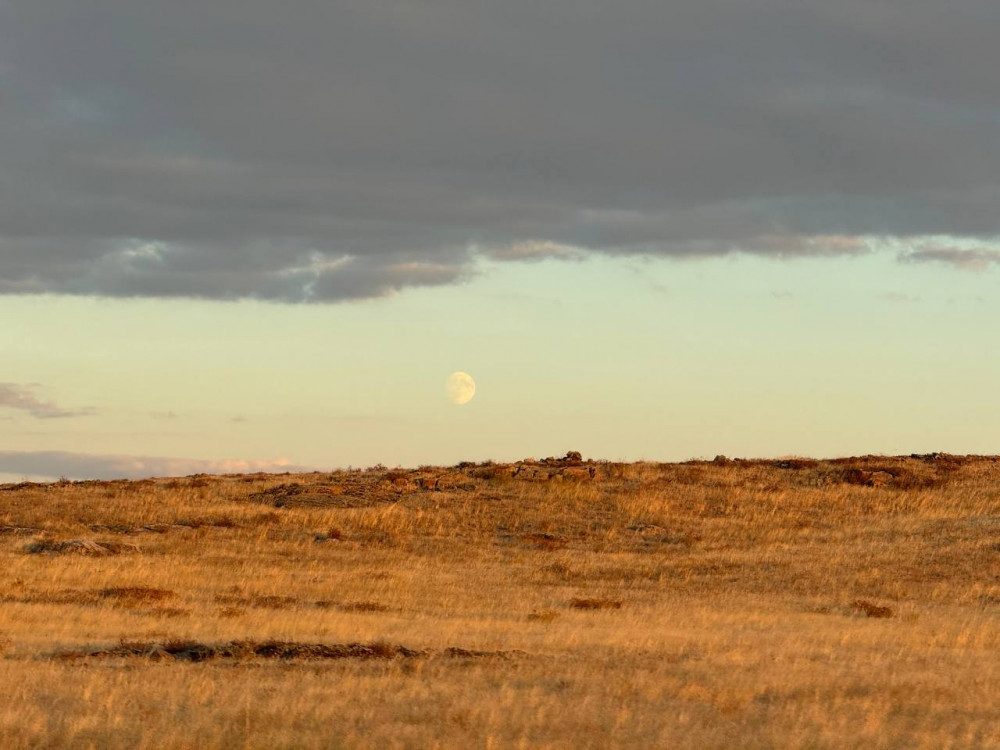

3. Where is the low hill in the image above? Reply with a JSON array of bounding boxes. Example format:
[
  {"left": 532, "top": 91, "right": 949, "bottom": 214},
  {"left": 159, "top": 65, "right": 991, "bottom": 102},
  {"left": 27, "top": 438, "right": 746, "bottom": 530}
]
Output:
[{"left": 1, "top": 453, "right": 998, "bottom": 748}]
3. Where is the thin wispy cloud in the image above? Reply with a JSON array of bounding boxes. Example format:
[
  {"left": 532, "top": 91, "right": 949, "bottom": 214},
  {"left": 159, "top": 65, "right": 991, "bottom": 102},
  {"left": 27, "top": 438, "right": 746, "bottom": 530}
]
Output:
[
  {"left": 1, "top": 2, "right": 998, "bottom": 302},
  {"left": 899, "top": 247, "right": 1000, "bottom": 272},
  {"left": 0, "top": 383, "right": 94, "bottom": 419}
]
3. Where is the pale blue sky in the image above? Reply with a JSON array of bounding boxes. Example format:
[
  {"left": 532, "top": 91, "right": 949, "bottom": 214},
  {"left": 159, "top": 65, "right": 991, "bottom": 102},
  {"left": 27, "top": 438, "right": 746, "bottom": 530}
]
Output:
[{"left": 3, "top": 249, "right": 998, "bottom": 479}]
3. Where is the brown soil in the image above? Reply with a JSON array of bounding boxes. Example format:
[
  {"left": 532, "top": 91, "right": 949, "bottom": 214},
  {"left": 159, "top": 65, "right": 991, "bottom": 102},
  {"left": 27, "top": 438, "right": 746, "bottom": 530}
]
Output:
[{"left": 52, "top": 640, "right": 526, "bottom": 662}]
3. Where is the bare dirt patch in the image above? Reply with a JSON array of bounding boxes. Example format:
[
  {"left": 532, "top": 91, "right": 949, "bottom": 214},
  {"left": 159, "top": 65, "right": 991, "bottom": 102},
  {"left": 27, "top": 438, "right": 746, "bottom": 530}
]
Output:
[
  {"left": 0, "top": 526, "right": 41, "bottom": 536},
  {"left": 523, "top": 532, "right": 570, "bottom": 551},
  {"left": 2, "top": 587, "right": 176, "bottom": 609},
  {"left": 96, "top": 588, "right": 176, "bottom": 604},
  {"left": 568, "top": 597, "right": 623, "bottom": 610},
  {"left": 317, "top": 600, "right": 392, "bottom": 613},
  {"left": 851, "top": 600, "right": 895, "bottom": 618},
  {"left": 527, "top": 610, "right": 560, "bottom": 622},
  {"left": 51, "top": 640, "right": 525, "bottom": 662},
  {"left": 214, "top": 594, "right": 299, "bottom": 610}
]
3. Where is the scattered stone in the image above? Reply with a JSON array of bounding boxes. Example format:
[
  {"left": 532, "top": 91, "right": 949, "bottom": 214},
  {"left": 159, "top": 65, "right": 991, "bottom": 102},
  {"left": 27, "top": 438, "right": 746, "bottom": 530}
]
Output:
[
  {"left": 510, "top": 453, "right": 596, "bottom": 481},
  {"left": 513, "top": 464, "right": 545, "bottom": 480},
  {"left": 415, "top": 475, "right": 439, "bottom": 489}
]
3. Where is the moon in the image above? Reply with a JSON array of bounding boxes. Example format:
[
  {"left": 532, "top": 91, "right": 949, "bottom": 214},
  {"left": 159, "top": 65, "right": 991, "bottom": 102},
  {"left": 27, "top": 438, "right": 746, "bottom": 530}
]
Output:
[{"left": 446, "top": 371, "right": 476, "bottom": 405}]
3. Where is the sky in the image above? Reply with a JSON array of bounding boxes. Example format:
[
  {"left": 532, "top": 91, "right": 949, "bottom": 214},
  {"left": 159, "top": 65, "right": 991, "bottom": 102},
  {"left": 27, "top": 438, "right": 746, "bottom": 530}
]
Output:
[{"left": 1, "top": 1, "right": 998, "bottom": 479}]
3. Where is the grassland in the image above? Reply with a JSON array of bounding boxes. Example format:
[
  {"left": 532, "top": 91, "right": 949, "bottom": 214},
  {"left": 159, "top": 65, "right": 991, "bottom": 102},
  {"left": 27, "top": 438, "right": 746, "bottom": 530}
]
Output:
[{"left": 1, "top": 452, "right": 999, "bottom": 749}]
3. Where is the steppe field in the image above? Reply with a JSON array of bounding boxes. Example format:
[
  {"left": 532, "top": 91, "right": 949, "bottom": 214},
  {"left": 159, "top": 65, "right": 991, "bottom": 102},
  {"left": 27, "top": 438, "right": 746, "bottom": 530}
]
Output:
[{"left": 1, "top": 452, "right": 999, "bottom": 749}]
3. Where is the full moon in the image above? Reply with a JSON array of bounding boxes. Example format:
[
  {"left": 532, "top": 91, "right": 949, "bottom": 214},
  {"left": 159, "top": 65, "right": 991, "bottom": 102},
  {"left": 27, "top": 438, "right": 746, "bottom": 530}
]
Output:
[{"left": 446, "top": 371, "right": 476, "bottom": 405}]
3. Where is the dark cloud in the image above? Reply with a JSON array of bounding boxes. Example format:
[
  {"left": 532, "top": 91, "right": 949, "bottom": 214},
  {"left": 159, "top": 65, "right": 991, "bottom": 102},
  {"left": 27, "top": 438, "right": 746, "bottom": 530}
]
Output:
[
  {"left": 0, "top": 450, "right": 312, "bottom": 480},
  {"left": 0, "top": 383, "right": 94, "bottom": 419},
  {"left": 1, "top": 1, "right": 998, "bottom": 301}
]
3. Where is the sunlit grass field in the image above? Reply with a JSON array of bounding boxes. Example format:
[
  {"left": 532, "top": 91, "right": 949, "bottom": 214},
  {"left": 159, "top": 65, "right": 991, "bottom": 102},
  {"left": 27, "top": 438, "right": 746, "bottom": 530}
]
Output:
[{"left": 1, "top": 453, "right": 998, "bottom": 749}]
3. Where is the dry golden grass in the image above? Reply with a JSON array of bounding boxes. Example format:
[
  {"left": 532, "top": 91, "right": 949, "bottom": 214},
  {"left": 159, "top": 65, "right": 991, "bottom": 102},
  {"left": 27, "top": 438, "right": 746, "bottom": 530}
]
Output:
[{"left": 1, "top": 452, "right": 999, "bottom": 748}]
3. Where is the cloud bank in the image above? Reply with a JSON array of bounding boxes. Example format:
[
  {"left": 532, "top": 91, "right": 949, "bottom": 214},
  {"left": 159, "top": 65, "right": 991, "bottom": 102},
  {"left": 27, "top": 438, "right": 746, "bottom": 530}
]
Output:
[
  {"left": 1, "top": 1, "right": 998, "bottom": 301},
  {"left": 0, "top": 451, "right": 312, "bottom": 481}
]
